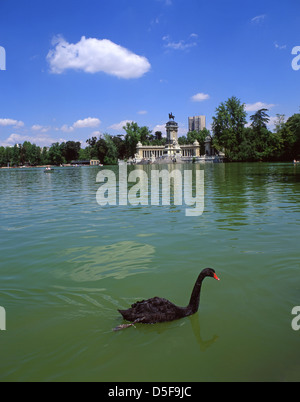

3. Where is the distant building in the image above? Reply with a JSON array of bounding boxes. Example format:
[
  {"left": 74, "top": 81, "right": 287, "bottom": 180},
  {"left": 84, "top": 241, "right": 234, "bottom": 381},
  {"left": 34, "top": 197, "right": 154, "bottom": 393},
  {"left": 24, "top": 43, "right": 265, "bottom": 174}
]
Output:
[
  {"left": 131, "top": 113, "right": 224, "bottom": 165},
  {"left": 135, "top": 114, "right": 201, "bottom": 162},
  {"left": 90, "top": 159, "right": 100, "bottom": 166},
  {"left": 188, "top": 115, "right": 206, "bottom": 132},
  {"left": 70, "top": 159, "right": 100, "bottom": 166}
]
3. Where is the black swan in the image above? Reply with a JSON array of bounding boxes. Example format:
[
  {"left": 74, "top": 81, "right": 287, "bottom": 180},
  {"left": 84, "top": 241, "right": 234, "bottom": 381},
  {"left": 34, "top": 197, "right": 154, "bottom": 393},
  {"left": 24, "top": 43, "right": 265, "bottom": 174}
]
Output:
[{"left": 114, "top": 268, "right": 220, "bottom": 330}]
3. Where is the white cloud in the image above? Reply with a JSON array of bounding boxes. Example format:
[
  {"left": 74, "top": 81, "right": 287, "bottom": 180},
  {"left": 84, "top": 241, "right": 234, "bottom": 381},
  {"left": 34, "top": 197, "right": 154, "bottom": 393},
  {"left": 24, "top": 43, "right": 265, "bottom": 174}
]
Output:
[
  {"left": 245, "top": 102, "right": 276, "bottom": 112},
  {"left": 162, "top": 34, "right": 198, "bottom": 51},
  {"left": 178, "top": 125, "right": 188, "bottom": 136},
  {"left": 73, "top": 117, "right": 101, "bottom": 129},
  {"left": 266, "top": 116, "right": 291, "bottom": 130},
  {"left": 31, "top": 124, "right": 43, "bottom": 131},
  {"left": 47, "top": 36, "right": 151, "bottom": 79},
  {"left": 60, "top": 124, "right": 74, "bottom": 133},
  {"left": 267, "top": 116, "right": 279, "bottom": 129},
  {"left": 59, "top": 117, "right": 101, "bottom": 133},
  {"left": 108, "top": 120, "right": 135, "bottom": 131},
  {"left": 167, "top": 41, "right": 196, "bottom": 50},
  {"left": 0, "top": 118, "right": 24, "bottom": 128},
  {"left": 274, "top": 41, "right": 287, "bottom": 50},
  {"left": 31, "top": 124, "right": 51, "bottom": 133},
  {"left": 138, "top": 110, "right": 148, "bottom": 115},
  {"left": 0, "top": 133, "right": 66, "bottom": 148},
  {"left": 251, "top": 14, "right": 266, "bottom": 24},
  {"left": 191, "top": 93, "right": 210, "bottom": 102}
]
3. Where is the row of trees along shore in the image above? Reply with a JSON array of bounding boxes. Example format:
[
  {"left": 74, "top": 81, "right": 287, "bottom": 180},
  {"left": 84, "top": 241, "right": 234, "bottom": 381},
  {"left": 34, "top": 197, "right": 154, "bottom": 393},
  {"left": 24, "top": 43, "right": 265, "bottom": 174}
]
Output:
[{"left": 1, "top": 96, "right": 299, "bottom": 167}]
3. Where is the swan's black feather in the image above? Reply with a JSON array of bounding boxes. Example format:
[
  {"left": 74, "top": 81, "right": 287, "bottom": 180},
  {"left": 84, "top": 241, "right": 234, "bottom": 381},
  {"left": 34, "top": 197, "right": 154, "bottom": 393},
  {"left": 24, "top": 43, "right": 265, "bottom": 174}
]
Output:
[
  {"left": 119, "top": 296, "right": 184, "bottom": 323},
  {"left": 117, "top": 268, "right": 218, "bottom": 325}
]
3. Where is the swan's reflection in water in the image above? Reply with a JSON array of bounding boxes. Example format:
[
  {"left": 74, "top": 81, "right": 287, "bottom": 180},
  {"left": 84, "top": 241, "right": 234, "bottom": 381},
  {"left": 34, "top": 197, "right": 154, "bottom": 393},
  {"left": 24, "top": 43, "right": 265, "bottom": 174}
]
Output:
[
  {"left": 188, "top": 313, "right": 218, "bottom": 351},
  {"left": 114, "top": 313, "right": 218, "bottom": 351}
]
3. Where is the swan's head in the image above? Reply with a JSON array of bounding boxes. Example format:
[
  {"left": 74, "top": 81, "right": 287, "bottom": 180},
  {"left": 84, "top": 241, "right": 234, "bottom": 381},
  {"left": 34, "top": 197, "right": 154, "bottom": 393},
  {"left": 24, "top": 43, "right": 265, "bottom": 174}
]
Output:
[{"left": 203, "top": 268, "right": 220, "bottom": 281}]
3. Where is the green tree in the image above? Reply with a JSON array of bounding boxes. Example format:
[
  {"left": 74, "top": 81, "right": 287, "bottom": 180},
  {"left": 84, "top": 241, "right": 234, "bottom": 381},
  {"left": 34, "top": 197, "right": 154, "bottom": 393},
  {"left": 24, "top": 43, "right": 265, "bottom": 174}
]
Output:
[
  {"left": 250, "top": 108, "right": 270, "bottom": 130},
  {"left": 178, "top": 136, "right": 188, "bottom": 145},
  {"left": 85, "top": 136, "right": 100, "bottom": 160},
  {"left": 248, "top": 109, "right": 274, "bottom": 160},
  {"left": 187, "top": 128, "right": 210, "bottom": 155},
  {"left": 11, "top": 144, "right": 21, "bottom": 166},
  {"left": 123, "top": 122, "right": 141, "bottom": 157},
  {"left": 274, "top": 114, "right": 286, "bottom": 133},
  {"left": 41, "top": 147, "right": 49, "bottom": 165},
  {"left": 78, "top": 147, "right": 91, "bottom": 161},
  {"left": 236, "top": 127, "right": 258, "bottom": 161},
  {"left": 94, "top": 137, "right": 108, "bottom": 162},
  {"left": 123, "top": 122, "right": 152, "bottom": 157},
  {"left": 48, "top": 143, "right": 65, "bottom": 165},
  {"left": 212, "top": 96, "right": 247, "bottom": 160},
  {"left": 17, "top": 141, "right": 42, "bottom": 165},
  {"left": 63, "top": 141, "right": 81, "bottom": 162},
  {"left": 0, "top": 146, "right": 6, "bottom": 166},
  {"left": 32, "top": 144, "right": 42, "bottom": 165},
  {"left": 20, "top": 141, "right": 30, "bottom": 164},
  {"left": 140, "top": 126, "right": 152, "bottom": 144},
  {"left": 155, "top": 131, "right": 162, "bottom": 141},
  {"left": 86, "top": 136, "right": 97, "bottom": 149},
  {"left": 112, "top": 135, "right": 126, "bottom": 160},
  {"left": 103, "top": 134, "right": 118, "bottom": 164},
  {"left": 286, "top": 113, "right": 300, "bottom": 159}
]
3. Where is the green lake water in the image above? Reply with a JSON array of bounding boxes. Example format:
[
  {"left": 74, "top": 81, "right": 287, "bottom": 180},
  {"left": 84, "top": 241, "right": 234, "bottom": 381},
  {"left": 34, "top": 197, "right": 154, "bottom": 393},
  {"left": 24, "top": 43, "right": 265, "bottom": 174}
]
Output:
[{"left": 0, "top": 162, "right": 299, "bottom": 382}]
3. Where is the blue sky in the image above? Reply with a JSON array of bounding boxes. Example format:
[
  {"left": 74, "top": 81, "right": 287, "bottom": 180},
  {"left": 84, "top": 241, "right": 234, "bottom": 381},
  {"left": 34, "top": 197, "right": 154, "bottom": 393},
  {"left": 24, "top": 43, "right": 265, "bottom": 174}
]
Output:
[{"left": 0, "top": 0, "right": 299, "bottom": 147}]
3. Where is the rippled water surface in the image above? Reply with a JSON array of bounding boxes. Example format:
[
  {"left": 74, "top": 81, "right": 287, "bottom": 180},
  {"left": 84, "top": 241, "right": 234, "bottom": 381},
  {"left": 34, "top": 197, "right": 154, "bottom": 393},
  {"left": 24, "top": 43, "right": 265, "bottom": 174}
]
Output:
[{"left": 0, "top": 163, "right": 300, "bottom": 381}]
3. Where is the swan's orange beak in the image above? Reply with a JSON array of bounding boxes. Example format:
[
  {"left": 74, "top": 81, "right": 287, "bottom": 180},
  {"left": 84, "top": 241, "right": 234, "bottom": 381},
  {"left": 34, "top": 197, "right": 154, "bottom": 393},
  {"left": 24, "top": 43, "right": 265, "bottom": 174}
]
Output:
[{"left": 213, "top": 273, "right": 220, "bottom": 281}]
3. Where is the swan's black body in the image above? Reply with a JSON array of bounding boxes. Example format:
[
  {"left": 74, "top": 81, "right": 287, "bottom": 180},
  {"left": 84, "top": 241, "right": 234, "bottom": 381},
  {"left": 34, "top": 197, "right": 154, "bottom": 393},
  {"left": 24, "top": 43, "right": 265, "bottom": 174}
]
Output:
[{"left": 118, "top": 268, "right": 219, "bottom": 325}]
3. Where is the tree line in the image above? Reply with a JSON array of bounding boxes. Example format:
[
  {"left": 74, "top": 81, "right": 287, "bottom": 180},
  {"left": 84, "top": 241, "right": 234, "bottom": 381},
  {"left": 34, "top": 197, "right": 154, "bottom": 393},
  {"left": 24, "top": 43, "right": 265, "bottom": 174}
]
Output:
[
  {"left": 0, "top": 140, "right": 83, "bottom": 167},
  {"left": 212, "top": 96, "right": 300, "bottom": 162},
  {"left": 1, "top": 96, "right": 299, "bottom": 167}
]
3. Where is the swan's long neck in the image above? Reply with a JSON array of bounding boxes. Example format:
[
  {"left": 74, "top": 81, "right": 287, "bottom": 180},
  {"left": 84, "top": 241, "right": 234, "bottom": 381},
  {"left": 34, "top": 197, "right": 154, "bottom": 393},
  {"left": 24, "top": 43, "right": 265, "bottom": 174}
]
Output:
[{"left": 186, "top": 272, "right": 206, "bottom": 314}]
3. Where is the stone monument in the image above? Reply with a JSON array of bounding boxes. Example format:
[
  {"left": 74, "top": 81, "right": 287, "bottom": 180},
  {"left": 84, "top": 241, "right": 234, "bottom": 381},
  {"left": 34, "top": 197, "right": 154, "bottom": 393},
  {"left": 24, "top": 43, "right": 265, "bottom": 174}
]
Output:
[{"left": 164, "top": 113, "right": 182, "bottom": 157}]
